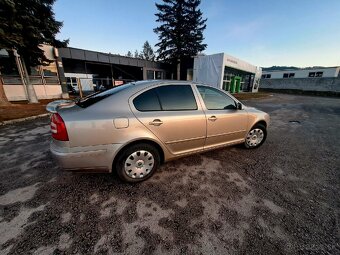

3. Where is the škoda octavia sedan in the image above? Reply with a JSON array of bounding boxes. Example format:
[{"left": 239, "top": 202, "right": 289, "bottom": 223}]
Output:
[{"left": 47, "top": 80, "right": 269, "bottom": 182}]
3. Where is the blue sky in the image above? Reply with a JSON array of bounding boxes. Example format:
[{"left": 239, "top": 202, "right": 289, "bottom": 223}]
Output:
[{"left": 54, "top": 0, "right": 340, "bottom": 67}]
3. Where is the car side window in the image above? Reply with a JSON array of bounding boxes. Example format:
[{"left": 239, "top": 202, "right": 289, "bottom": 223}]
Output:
[
  {"left": 156, "top": 85, "right": 197, "bottom": 111},
  {"left": 133, "top": 88, "right": 161, "bottom": 111},
  {"left": 197, "top": 86, "right": 236, "bottom": 110}
]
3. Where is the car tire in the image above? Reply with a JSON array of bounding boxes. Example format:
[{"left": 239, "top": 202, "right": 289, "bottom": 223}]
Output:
[
  {"left": 244, "top": 124, "right": 267, "bottom": 149},
  {"left": 115, "top": 143, "right": 160, "bottom": 183}
]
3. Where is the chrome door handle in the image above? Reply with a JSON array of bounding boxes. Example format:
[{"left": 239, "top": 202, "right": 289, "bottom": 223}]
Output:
[
  {"left": 208, "top": 116, "right": 217, "bottom": 121},
  {"left": 149, "top": 119, "right": 163, "bottom": 126}
]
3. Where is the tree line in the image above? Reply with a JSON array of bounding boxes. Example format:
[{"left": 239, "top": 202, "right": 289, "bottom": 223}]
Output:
[{"left": 126, "top": 41, "right": 155, "bottom": 61}]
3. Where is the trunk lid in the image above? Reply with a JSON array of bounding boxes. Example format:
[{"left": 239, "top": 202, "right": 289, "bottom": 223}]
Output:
[{"left": 46, "top": 100, "right": 75, "bottom": 113}]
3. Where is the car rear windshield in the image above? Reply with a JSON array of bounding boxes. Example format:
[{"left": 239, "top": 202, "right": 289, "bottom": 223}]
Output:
[{"left": 75, "top": 83, "right": 133, "bottom": 108}]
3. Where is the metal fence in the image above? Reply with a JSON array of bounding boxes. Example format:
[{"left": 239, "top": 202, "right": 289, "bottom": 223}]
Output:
[
  {"left": 1, "top": 75, "right": 58, "bottom": 86},
  {"left": 67, "top": 77, "right": 135, "bottom": 98}
]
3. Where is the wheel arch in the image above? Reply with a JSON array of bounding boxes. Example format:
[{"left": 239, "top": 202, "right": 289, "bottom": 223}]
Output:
[
  {"left": 112, "top": 139, "right": 165, "bottom": 171},
  {"left": 254, "top": 120, "right": 267, "bottom": 128}
]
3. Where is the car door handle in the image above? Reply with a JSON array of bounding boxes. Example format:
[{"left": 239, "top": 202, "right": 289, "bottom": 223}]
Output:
[
  {"left": 208, "top": 116, "right": 217, "bottom": 121},
  {"left": 149, "top": 119, "right": 163, "bottom": 126}
]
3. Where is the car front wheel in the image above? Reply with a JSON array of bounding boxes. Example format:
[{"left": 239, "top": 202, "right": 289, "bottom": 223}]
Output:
[
  {"left": 115, "top": 143, "right": 160, "bottom": 183},
  {"left": 244, "top": 124, "right": 267, "bottom": 149}
]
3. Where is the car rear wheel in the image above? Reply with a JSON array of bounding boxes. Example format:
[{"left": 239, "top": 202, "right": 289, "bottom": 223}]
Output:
[
  {"left": 115, "top": 143, "right": 160, "bottom": 182},
  {"left": 244, "top": 124, "right": 267, "bottom": 149}
]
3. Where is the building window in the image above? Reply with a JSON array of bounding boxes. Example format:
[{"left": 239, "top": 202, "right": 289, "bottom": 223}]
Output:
[
  {"left": 309, "top": 72, "right": 323, "bottom": 78},
  {"left": 146, "top": 70, "right": 164, "bottom": 80},
  {"left": 147, "top": 70, "right": 154, "bottom": 79},
  {"left": 0, "top": 54, "right": 22, "bottom": 85},
  {"left": 187, "top": 69, "right": 193, "bottom": 81},
  {"left": 42, "top": 65, "right": 57, "bottom": 77},
  {"left": 283, "top": 73, "right": 295, "bottom": 78},
  {"left": 30, "top": 66, "right": 41, "bottom": 76},
  {"left": 155, "top": 71, "right": 163, "bottom": 79},
  {"left": 42, "top": 62, "right": 59, "bottom": 84},
  {"left": 261, "top": 74, "right": 271, "bottom": 79}
]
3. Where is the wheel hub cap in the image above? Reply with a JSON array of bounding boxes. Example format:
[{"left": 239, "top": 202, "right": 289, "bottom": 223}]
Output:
[
  {"left": 246, "top": 128, "right": 264, "bottom": 147},
  {"left": 124, "top": 150, "right": 154, "bottom": 179},
  {"left": 136, "top": 160, "right": 144, "bottom": 168}
]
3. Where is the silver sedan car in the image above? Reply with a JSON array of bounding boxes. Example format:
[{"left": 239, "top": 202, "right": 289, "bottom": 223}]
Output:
[{"left": 47, "top": 80, "right": 269, "bottom": 182}]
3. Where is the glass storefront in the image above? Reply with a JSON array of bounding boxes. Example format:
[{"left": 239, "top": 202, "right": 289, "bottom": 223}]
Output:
[
  {"left": 223, "top": 66, "right": 254, "bottom": 92},
  {"left": 42, "top": 64, "right": 59, "bottom": 84},
  {"left": 155, "top": 71, "right": 163, "bottom": 79},
  {"left": 0, "top": 53, "right": 20, "bottom": 84},
  {"left": 146, "top": 70, "right": 164, "bottom": 80},
  {"left": 147, "top": 70, "right": 154, "bottom": 79}
]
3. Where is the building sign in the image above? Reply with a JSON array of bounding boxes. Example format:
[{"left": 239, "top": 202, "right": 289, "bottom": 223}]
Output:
[
  {"left": 227, "top": 58, "right": 238, "bottom": 65},
  {"left": 114, "top": 80, "right": 124, "bottom": 86}
]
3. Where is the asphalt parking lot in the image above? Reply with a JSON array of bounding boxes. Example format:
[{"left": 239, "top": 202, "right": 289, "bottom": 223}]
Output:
[{"left": 0, "top": 94, "right": 339, "bottom": 255}]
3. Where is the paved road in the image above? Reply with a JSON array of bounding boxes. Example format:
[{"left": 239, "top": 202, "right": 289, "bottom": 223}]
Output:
[{"left": 0, "top": 94, "right": 339, "bottom": 255}]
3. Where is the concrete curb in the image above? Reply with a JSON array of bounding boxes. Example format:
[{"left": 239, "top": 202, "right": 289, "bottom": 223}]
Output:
[{"left": 0, "top": 113, "right": 50, "bottom": 126}]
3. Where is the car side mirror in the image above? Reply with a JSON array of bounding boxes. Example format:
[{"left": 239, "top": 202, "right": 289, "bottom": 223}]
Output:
[{"left": 237, "top": 102, "right": 243, "bottom": 110}]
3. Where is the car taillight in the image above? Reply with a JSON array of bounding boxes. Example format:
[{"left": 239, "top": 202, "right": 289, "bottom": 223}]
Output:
[{"left": 51, "top": 113, "right": 69, "bottom": 141}]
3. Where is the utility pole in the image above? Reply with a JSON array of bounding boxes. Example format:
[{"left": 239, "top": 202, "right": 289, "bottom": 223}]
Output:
[{"left": 177, "top": 59, "right": 181, "bottom": 80}]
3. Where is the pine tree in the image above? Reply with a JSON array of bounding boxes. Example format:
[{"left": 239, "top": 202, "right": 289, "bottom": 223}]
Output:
[
  {"left": 126, "top": 51, "right": 133, "bottom": 57},
  {"left": 0, "top": 0, "right": 68, "bottom": 103},
  {"left": 185, "top": 0, "right": 207, "bottom": 56},
  {"left": 134, "top": 50, "right": 139, "bottom": 58},
  {"left": 154, "top": 0, "right": 207, "bottom": 79},
  {"left": 142, "top": 41, "right": 155, "bottom": 61}
]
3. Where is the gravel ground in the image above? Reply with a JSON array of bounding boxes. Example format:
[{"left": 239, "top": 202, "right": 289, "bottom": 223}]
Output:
[{"left": 0, "top": 94, "right": 339, "bottom": 255}]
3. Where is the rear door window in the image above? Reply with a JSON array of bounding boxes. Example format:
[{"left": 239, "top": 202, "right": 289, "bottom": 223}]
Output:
[
  {"left": 156, "top": 85, "right": 197, "bottom": 111},
  {"left": 133, "top": 85, "right": 197, "bottom": 112}
]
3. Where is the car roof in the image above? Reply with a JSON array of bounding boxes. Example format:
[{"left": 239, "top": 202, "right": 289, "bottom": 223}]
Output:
[
  {"left": 130, "top": 80, "right": 212, "bottom": 90},
  {"left": 132, "top": 80, "right": 191, "bottom": 86}
]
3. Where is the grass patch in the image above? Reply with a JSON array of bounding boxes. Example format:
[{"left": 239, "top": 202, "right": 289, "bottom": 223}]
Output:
[
  {"left": 232, "top": 92, "right": 271, "bottom": 100},
  {"left": 0, "top": 99, "right": 59, "bottom": 122}
]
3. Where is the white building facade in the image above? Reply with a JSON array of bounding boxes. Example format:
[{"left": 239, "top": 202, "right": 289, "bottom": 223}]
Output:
[
  {"left": 193, "top": 53, "right": 262, "bottom": 93},
  {"left": 262, "top": 67, "right": 340, "bottom": 79},
  {"left": 260, "top": 67, "right": 340, "bottom": 94}
]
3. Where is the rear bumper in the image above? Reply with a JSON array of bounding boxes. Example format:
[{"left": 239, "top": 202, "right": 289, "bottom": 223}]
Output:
[{"left": 50, "top": 140, "right": 122, "bottom": 172}]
